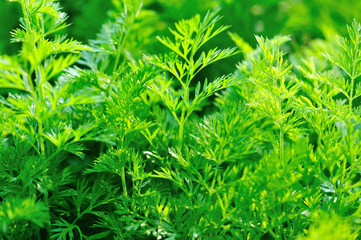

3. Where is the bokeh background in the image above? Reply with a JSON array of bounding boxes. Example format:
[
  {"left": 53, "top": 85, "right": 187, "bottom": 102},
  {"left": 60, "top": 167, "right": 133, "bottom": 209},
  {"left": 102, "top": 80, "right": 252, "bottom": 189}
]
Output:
[{"left": 1, "top": 0, "right": 361, "bottom": 76}]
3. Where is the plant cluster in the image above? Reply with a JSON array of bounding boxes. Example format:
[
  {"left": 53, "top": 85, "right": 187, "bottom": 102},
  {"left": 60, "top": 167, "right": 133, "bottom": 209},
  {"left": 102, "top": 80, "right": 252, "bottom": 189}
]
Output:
[{"left": 0, "top": 0, "right": 361, "bottom": 239}]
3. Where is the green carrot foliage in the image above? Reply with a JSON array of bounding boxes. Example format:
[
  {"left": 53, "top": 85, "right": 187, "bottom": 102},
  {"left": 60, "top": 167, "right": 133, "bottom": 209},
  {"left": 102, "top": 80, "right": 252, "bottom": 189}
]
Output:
[{"left": 0, "top": 0, "right": 361, "bottom": 239}]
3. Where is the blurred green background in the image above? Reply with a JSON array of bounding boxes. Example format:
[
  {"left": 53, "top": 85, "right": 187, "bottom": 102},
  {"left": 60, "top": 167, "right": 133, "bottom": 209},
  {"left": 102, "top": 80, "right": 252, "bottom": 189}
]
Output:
[{"left": 1, "top": 0, "right": 361, "bottom": 74}]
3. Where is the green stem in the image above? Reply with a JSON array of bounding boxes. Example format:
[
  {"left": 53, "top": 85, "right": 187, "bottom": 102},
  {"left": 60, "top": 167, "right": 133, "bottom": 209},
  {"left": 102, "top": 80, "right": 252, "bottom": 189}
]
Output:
[
  {"left": 349, "top": 77, "right": 355, "bottom": 114},
  {"left": 121, "top": 166, "right": 128, "bottom": 197},
  {"left": 184, "top": 85, "right": 190, "bottom": 108},
  {"left": 267, "top": 229, "right": 278, "bottom": 240},
  {"left": 37, "top": 117, "right": 46, "bottom": 156},
  {"left": 280, "top": 127, "right": 284, "bottom": 163},
  {"left": 113, "top": 15, "right": 135, "bottom": 75},
  {"left": 178, "top": 119, "right": 184, "bottom": 147},
  {"left": 278, "top": 87, "right": 285, "bottom": 163},
  {"left": 338, "top": 123, "right": 353, "bottom": 213},
  {"left": 35, "top": 67, "right": 46, "bottom": 156},
  {"left": 177, "top": 70, "right": 192, "bottom": 147},
  {"left": 113, "top": 30, "right": 125, "bottom": 74}
]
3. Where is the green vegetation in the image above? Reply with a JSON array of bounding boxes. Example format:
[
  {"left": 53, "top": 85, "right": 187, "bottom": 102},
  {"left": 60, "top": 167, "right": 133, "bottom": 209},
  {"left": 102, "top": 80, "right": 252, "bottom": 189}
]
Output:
[{"left": 0, "top": 0, "right": 361, "bottom": 239}]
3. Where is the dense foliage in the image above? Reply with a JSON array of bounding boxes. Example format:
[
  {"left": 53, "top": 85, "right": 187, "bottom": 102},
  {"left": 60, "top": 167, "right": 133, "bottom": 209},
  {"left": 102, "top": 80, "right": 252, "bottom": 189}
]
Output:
[{"left": 1, "top": 0, "right": 361, "bottom": 239}]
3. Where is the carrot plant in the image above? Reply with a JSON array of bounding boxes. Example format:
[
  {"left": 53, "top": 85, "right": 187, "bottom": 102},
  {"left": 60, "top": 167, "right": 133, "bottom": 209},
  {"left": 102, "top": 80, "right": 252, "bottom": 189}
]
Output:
[{"left": 1, "top": 0, "right": 361, "bottom": 239}]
